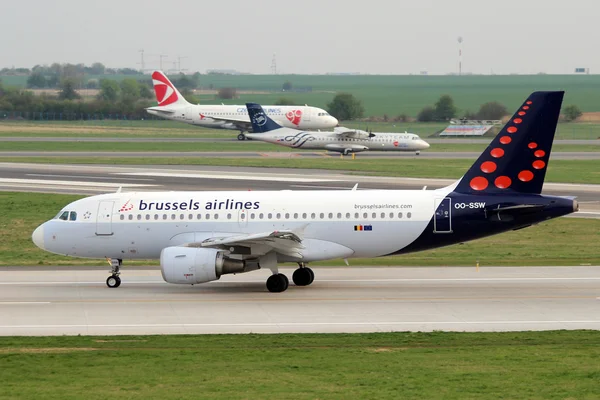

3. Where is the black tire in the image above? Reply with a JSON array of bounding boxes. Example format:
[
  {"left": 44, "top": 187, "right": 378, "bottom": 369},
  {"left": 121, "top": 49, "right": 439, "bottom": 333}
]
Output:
[
  {"left": 292, "top": 268, "right": 312, "bottom": 286},
  {"left": 106, "top": 275, "right": 121, "bottom": 288},
  {"left": 266, "top": 274, "right": 288, "bottom": 293},
  {"left": 237, "top": 133, "right": 246, "bottom": 141},
  {"left": 306, "top": 267, "right": 315, "bottom": 285}
]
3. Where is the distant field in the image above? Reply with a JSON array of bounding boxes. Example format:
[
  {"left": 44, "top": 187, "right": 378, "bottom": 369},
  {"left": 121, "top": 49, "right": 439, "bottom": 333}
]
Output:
[
  {"left": 3, "top": 74, "right": 600, "bottom": 116},
  {"left": 2, "top": 192, "right": 599, "bottom": 267}
]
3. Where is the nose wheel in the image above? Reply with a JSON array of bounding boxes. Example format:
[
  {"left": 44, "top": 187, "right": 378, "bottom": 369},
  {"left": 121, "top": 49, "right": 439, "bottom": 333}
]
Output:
[
  {"left": 106, "top": 258, "right": 122, "bottom": 288},
  {"left": 106, "top": 275, "right": 121, "bottom": 288}
]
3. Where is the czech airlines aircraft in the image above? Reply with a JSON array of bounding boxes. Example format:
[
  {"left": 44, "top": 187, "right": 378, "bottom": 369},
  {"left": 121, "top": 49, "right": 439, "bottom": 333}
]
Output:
[
  {"left": 145, "top": 71, "right": 338, "bottom": 140},
  {"left": 32, "top": 92, "right": 577, "bottom": 293},
  {"left": 245, "top": 103, "right": 430, "bottom": 155}
]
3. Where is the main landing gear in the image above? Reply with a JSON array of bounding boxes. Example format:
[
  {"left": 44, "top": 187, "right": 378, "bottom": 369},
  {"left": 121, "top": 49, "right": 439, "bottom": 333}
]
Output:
[
  {"left": 265, "top": 263, "right": 315, "bottom": 293},
  {"left": 237, "top": 133, "right": 246, "bottom": 141},
  {"left": 106, "top": 258, "right": 122, "bottom": 288}
]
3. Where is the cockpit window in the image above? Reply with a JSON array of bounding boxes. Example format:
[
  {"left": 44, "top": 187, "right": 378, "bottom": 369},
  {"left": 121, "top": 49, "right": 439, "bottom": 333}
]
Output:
[
  {"left": 58, "top": 211, "right": 69, "bottom": 221},
  {"left": 69, "top": 211, "right": 77, "bottom": 221}
]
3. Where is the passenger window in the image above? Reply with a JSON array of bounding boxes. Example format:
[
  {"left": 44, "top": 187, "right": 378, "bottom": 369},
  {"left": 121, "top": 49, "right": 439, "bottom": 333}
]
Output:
[
  {"left": 250, "top": 213, "right": 255, "bottom": 219},
  {"left": 311, "top": 213, "right": 316, "bottom": 219},
  {"left": 189, "top": 214, "right": 193, "bottom": 220},
  {"left": 59, "top": 211, "right": 69, "bottom": 221},
  {"left": 398, "top": 212, "right": 403, "bottom": 218},
  {"left": 293, "top": 213, "right": 298, "bottom": 219},
  {"left": 381, "top": 212, "right": 385, "bottom": 219},
  {"left": 372, "top": 213, "right": 376, "bottom": 218},
  {"left": 276, "top": 213, "right": 281, "bottom": 219},
  {"left": 206, "top": 214, "right": 210, "bottom": 220},
  {"left": 285, "top": 213, "right": 290, "bottom": 219},
  {"left": 214, "top": 214, "right": 219, "bottom": 220},
  {"left": 129, "top": 214, "right": 133, "bottom": 220},
  {"left": 320, "top": 213, "right": 324, "bottom": 219},
  {"left": 328, "top": 213, "right": 333, "bottom": 219},
  {"left": 69, "top": 212, "right": 77, "bottom": 221},
  {"left": 163, "top": 214, "right": 167, "bottom": 220},
  {"left": 155, "top": 214, "right": 159, "bottom": 220},
  {"left": 227, "top": 213, "right": 232, "bottom": 220},
  {"left": 180, "top": 214, "right": 184, "bottom": 220},
  {"left": 363, "top": 212, "right": 368, "bottom": 218},
  {"left": 407, "top": 212, "right": 412, "bottom": 219},
  {"left": 120, "top": 215, "right": 124, "bottom": 220},
  {"left": 389, "top": 212, "right": 394, "bottom": 218},
  {"left": 354, "top": 213, "right": 359, "bottom": 218},
  {"left": 171, "top": 214, "right": 176, "bottom": 220},
  {"left": 145, "top": 214, "right": 150, "bottom": 220},
  {"left": 346, "top": 213, "right": 350, "bottom": 218},
  {"left": 268, "top": 213, "right": 272, "bottom": 219},
  {"left": 197, "top": 214, "right": 202, "bottom": 220},
  {"left": 302, "top": 213, "right": 307, "bottom": 219},
  {"left": 137, "top": 214, "right": 142, "bottom": 220},
  {"left": 259, "top": 213, "right": 264, "bottom": 219}
]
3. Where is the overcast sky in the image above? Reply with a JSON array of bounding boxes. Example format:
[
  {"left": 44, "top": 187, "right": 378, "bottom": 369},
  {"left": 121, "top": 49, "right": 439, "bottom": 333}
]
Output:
[{"left": 3, "top": 0, "right": 599, "bottom": 75}]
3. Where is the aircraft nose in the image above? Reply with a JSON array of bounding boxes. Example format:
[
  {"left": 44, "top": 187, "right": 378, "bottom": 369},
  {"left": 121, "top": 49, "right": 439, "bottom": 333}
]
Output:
[
  {"left": 32, "top": 224, "right": 45, "bottom": 250},
  {"left": 421, "top": 140, "right": 430, "bottom": 149},
  {"left": 330, "top": 116, "right": 339, "bottom": 127}
]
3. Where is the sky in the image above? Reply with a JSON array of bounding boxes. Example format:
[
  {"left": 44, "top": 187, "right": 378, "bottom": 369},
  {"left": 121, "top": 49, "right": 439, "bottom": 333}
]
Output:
[{"left": 3, "top": 0, "right": 599, "bottom": 75}]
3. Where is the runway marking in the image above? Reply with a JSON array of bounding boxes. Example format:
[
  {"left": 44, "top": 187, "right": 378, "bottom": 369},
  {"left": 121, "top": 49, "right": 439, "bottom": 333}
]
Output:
[
  {"left": 0, "top": 178, "right": 157, "bottom": 188},
  {"left": 1, "top": 320, "right": 599, "bottom": 330},
  {"left": 2, "top": 276, "right": 600, "bottom": 285},
  {"left": 26, "top": 174, "right": 155, "bottom": 181},
  {"left": 114, "top": 172, "right": 335, "bottom": 183}
]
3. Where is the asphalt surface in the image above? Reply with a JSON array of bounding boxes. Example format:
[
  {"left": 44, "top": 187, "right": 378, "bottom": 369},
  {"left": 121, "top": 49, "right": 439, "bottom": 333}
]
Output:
[
  {"left": 2, "top": 151, "right": 600, "bottom": 159},
  {"left": 1, "top": 163, "right": 598, "bottom": 218},
  {"left": 1, "top": 266, "right": 598, "bottom": 335}
]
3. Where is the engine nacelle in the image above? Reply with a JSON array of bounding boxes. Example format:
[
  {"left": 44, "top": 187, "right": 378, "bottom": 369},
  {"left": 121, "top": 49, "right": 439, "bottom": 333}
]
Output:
[{"left": 160, "top": 247, "right": 259, "bottom": 285}]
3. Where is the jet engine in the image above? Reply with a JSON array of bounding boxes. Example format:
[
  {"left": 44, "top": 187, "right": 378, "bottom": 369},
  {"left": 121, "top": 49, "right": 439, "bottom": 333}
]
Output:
[{"left": 160, "top": 247, "right": 259, "bottom": 284}]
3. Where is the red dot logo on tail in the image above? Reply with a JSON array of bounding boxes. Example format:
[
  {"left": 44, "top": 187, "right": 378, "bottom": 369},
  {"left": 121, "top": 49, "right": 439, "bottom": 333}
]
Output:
[
  {"left": 286, "top": 109, "right": 303, "bottom": 125},
  {"left": 152, "top": 72, "right": 178, "bottom": 106}
]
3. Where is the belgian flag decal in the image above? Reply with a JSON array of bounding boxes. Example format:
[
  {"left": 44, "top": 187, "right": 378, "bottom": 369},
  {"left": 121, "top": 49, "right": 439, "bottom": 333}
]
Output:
[{"left": 354, "top": 225, "right": 373, "bottom": 231}]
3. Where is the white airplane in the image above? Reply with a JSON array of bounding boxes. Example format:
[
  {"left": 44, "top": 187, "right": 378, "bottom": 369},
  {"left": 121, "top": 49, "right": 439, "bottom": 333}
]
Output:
[
  {"left": 32, "top": 92, "right": 577, "bottom": 293},
  {"left": 245, "top": 103, "right": 430, "bottom": 155},
  {"left": 145, "top": 71, "right": 338, "bottom": 140}
]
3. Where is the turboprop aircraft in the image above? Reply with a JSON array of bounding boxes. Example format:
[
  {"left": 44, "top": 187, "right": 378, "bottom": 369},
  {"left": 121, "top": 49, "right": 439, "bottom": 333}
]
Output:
[
  {"left": 32, "top": 91, "right": 577, "bottom": 293},
  {"left": 145, "top": 71, "right": 338, "bottom": 140},
  {"left": 245, "top": 103, "right": 430, "bottom": 155}
]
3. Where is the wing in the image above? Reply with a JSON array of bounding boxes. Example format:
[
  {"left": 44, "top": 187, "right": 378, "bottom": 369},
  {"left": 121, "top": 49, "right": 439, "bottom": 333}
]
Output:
[
  {"left": 203, "top": 115, "right": 253, "bottom": 131},
  {"left": 333, "top": 128, "right": 374, "bottom": 139},
  {"left": 185, "top": 230, "right": 304, "bottom": 258}
]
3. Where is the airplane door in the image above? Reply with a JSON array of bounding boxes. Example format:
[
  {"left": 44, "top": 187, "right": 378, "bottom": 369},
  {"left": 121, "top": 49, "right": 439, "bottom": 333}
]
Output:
[
  {"left": 303, "top": 107, "right": 311, "bottom": 122},
  {"left": 96, "top": 201, "right": 114, "bottom": 235},
  {"left": 238, "top": 209, "right": 248, "bottom": 228},
  {"left": 184, "top": 107, "right": 194, "bottom": 122},
  {"left": 434, "top": 198, "right": 452, "bottom": 233}
]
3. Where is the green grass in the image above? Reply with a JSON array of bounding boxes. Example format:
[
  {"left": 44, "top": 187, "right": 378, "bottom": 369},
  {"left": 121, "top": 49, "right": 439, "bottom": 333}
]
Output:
[
  {"left": 0, "top": 331, "right": 599, "bottom": 399},
  {"left": 2, "top": 120, "right": 600, "bottom": 139},
  {"left": 0, "top": 141, "right": 597, "bottom": 153},
  {"left": 2, "top": 192, "right": 599, "bottom": 267},
  {"left": 1, "top": 158, "right": 599, "bottom": 184}
]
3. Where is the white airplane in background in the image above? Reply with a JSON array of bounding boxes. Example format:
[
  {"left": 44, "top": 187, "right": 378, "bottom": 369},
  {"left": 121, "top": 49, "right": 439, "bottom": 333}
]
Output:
[
  {"left": 32, "top": 92, "right": 577, "bottom": 293},
  {"left": 245, "top": 103, "right": 431, "bottom": 155},
  {"left": 145, "top": 71, "right": 338, "bottom": 140}
]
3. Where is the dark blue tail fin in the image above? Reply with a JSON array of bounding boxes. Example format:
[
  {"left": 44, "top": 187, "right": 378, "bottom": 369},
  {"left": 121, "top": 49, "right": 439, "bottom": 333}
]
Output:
[
  {"left": 455, "top": 91, "right": 564, "bottom": 195},
  {"left": 246, "top": 103, "right": 283, "bottom": 133}
]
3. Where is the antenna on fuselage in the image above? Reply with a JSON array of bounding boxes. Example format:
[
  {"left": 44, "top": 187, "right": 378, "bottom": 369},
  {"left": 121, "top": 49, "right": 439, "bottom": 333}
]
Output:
[
  {"left": 351, "top": 183, "right": 358, "bottom": 191},
  {"left": 116, "top": 186, "right": 122, "bottom": 193}
]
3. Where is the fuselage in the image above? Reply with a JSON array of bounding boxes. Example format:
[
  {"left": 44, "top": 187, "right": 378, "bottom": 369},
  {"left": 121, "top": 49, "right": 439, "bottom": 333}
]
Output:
[
  {"left": 245, "top": 129, "right": 430, "bottom": 152},
  {"left": 146, "top": 104, "right": 338, "bottom": 131},
  {"left": 32, "top": 187, "right": 575, "bottom": 263}
]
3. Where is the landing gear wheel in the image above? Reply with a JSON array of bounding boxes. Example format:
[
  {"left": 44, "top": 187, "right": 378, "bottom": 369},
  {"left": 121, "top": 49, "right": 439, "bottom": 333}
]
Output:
[
  {"left": 237, "top": 133, "right": 246, "bottom": 141},
  {"left": 106, "top": 275, "right": 121, "bottom": 288},
  {"left": 266, "top": 273, "right": 289, "bottom": 293},
  {"left": 292, "top": 267, "right": 314, "bottom": 286},
  {"left": 415, "top": 151, "right": 420, "bottom": 155}
]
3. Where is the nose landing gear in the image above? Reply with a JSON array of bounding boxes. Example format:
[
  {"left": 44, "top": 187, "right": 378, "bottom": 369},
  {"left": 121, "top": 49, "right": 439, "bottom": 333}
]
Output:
[{"left": 106, "top": 258, "right": 122, "bottom": 288}]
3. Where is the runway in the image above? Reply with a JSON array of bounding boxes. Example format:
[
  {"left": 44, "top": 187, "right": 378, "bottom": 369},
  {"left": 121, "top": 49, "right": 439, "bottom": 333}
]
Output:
[
  {"left": 0, "top": 266, "right": 599, "bottom": 335},
  {"left": 1, "top": 151, "right": 599, "bottom": 159},
  {"left": 1, "top": 163, "right": 599, "bottom": 217}
]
